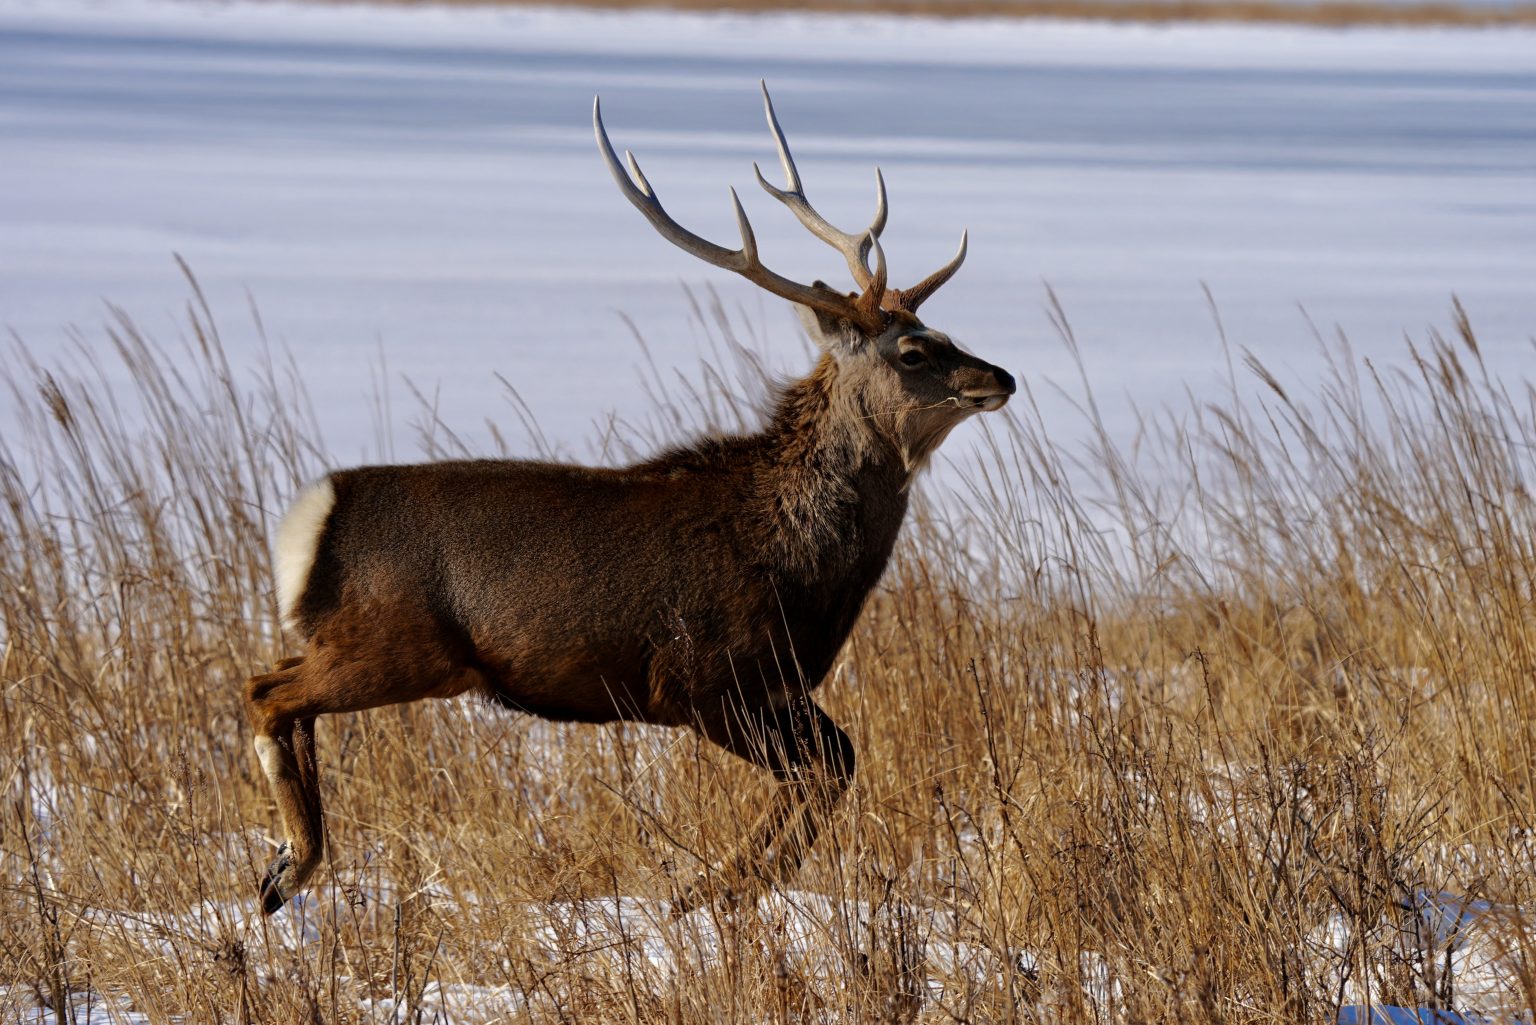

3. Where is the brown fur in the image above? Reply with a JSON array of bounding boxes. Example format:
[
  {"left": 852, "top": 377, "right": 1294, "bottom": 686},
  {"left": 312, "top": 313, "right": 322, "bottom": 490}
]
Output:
[{"left": 246, "top": 316, "right": 1012, "bottom": 914}]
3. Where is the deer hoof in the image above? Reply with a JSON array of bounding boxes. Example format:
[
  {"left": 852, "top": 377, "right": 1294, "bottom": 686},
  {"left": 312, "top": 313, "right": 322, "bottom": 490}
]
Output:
[{"left": 258, "top": 842, "right": 293, "bottom": 915}]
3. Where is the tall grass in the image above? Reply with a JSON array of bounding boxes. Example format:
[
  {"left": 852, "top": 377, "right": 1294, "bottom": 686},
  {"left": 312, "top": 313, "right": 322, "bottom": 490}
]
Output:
[{"left": 2, "top": 280, "right": 1534, "bottom": 1022}]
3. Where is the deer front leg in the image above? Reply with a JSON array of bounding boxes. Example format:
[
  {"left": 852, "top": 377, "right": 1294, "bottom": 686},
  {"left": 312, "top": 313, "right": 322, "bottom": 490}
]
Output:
[{"left": 679, "top": 697, "right": 855, "bottom": 911}]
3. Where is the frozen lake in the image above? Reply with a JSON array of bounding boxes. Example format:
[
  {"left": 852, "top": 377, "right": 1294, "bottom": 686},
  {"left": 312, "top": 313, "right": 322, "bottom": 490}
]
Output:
[{"left": 2, "top": 0, "right": 1534, "bottom": 469}]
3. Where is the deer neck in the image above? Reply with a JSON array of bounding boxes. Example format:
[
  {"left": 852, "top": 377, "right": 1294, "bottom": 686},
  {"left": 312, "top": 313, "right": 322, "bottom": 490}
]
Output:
[{"left": 759, "top": 355, "right": 911, "bottom": 580}]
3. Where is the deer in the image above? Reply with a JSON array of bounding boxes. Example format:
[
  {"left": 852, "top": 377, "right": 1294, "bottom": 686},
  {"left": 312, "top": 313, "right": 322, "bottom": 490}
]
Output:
[{"left": 245, "top": 83, "right": 1015, "bottom": 916}]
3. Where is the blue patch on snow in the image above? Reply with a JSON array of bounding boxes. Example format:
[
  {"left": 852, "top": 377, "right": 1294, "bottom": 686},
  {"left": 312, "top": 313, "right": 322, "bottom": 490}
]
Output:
[
  {"left": 1339, "top": 1008, "right": 1500, "bottom": 1025},
  {"left": 1406, "top": 890, "right": 1497, "bottom": 946}
]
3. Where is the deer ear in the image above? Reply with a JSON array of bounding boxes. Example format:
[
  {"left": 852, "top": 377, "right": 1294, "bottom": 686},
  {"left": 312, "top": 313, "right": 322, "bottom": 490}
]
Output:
[{"left": 794, "top": 289, "right": 866, "bottom": 357}]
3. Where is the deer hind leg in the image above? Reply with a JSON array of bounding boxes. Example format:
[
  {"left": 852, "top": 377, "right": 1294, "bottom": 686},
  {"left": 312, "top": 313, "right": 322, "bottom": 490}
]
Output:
[
  {"left": 245, "top": 625, "right": 482, "bottom": 914},
  {"left": 245, "top": 665, "right": 325, "bottom": 914},
  {"left": 679, "top": 697, "right": 855, "bottom": 911}
]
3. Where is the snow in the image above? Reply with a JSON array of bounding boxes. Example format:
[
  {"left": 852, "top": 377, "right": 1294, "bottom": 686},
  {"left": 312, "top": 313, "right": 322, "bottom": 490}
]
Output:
[
  {"left": 2, "top": 0, "right": 1533, "bottom": 469},
  {"left": 9, "top": 881, "right": 1532, "bottom": 1021},
  {"left": 2, "top": 991, "right": 154, "bottom": 1025},
  {"left": 1318, "top": 890, "right": 1536, "bottom": 1023}
]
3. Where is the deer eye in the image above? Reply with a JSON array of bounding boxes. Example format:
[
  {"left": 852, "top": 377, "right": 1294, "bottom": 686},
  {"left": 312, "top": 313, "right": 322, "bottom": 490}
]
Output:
[{"left": 898, "top": 349, "right": 927, "bottom": 368}]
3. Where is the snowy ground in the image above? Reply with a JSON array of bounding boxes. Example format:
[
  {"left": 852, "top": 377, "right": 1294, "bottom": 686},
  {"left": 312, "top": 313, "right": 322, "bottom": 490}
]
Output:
[
  {"left": 2, "top": 0, "right": 1533, "bottom": 469},
  {"left": 6, "top": 860, "right": 1532, "bottom": 1022}
]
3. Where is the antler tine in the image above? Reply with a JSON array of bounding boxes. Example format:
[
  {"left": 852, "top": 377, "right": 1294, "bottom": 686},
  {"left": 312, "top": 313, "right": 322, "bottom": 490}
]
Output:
[
  {"left": 854, "top": 230, "right": 889, "bottom": 323},
  {"left": 728, "top": 186, "right": 758, "bottom": 263},
  {"left": 892, "top": 230, "right": 968, "bottom": 314},
  {"left": 594, "top": 96, "right": 882, "bottom": 333},
  {"left": 758, "top": 80, "right": 804, "bottom": 195},
  {"left": 596, "top": 97, "right": 735, "bottom": 265},
  {"left": 867, "top": 231, "right": 888, "bottom": 305},
  {"left": 867, "top": 167, "right": 889, "bottom": 241},
  {"left": 754, "top": 81, "right": 887, "bottom": 299}
]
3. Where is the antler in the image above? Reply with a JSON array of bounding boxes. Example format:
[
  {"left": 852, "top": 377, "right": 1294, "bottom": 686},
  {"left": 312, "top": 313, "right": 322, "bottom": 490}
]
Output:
[
  {"left": 594, "top": 88, "right": 969, "bottom": 329},
  {"left": 753, "top": 82, "right": 888, "bottom": 303},
  {"left": 752, "top": 82, "right": 967, "bottom": 317},
  {"left": 886, "top": 230, "right": 967, "bottom": 315},
  {"left": 594, "top": 97, "right": 886, "bottom": 334},
  {"left": 753, "top": 82, "right": 966, "bottom": 317}
]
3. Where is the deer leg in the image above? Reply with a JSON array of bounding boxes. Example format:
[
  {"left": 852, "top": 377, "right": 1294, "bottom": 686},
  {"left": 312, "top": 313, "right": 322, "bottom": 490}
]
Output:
[
  {"left": 678, "top": 697, "right": 855, "bottom": 911},
  {"left": 253, "top": 644, "right": 311, "bottom": 901},
  {"left": 245, "top": 665, "right": 326, "bottom": 914},
  {"left": 244, "top": 636, "right": 481, "bottom": 914}
]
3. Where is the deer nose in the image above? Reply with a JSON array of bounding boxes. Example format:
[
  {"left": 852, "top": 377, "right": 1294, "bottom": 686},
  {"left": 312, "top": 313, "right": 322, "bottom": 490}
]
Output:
[{"left": 994, "top": 367, "right": 1016, "bottom": 395}]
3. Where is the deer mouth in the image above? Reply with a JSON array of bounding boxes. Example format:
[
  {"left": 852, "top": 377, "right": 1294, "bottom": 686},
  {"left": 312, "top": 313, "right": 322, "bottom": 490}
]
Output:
[{"left": 961, "top": 392, "right": 1010, "bottom": 412}]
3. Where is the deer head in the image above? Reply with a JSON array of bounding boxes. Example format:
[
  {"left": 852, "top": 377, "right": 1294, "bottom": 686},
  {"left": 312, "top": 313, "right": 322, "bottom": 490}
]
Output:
[{"left": 594, "top": 83, "right": 1015, "bottom": 471}]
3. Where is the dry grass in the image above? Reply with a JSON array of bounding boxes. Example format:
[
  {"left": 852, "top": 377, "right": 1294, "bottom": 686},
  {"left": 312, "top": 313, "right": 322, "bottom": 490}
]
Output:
[
  {"left": 348, "top": 0, "right": 1536, "bottom": 29},
  {"left": 4, "top": 279, "right": 1536, "bottom": 1022}
]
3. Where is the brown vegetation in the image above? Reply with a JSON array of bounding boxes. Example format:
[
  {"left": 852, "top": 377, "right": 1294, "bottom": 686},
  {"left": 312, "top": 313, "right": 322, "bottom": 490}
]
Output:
[
  {"left": 4, "top": 282, "right": 1536, "bottom": 1021},
  {"left": 356, "top": 0, "right": 1536, "bottom": 29}
]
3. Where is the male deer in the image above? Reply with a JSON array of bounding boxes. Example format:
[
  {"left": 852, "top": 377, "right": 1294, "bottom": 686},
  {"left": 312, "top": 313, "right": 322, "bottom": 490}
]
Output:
[{"left": 246, "top": 84, "right": 1014, "bottom": 915}]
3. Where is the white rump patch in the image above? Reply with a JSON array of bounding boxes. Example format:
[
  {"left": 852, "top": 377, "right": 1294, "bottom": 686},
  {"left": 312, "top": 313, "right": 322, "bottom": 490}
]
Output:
[{"left": 273, "top": 477, "right": 335, "bottom": 630}]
